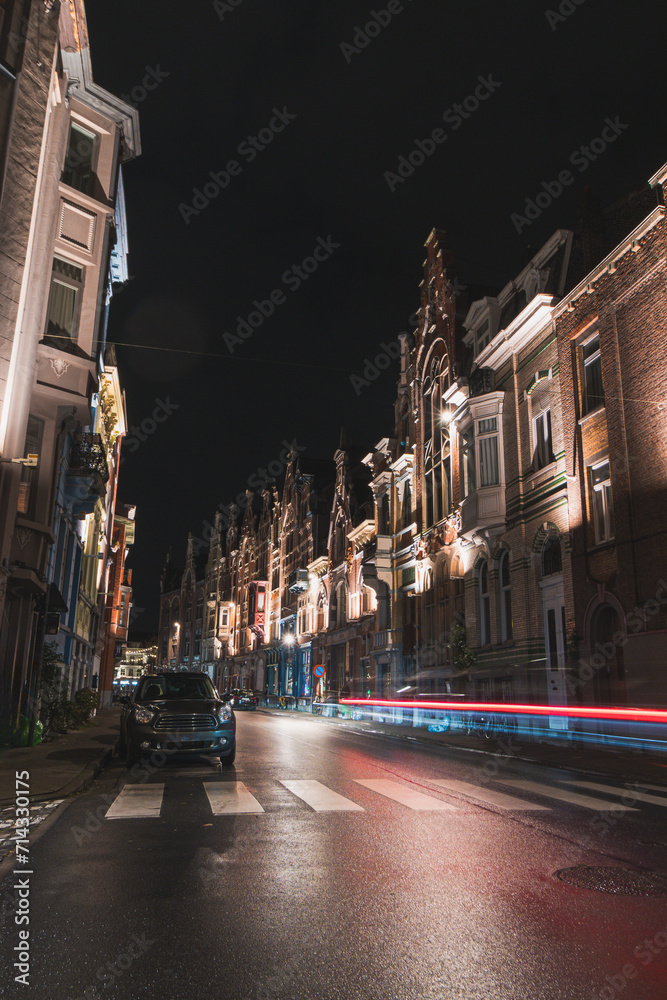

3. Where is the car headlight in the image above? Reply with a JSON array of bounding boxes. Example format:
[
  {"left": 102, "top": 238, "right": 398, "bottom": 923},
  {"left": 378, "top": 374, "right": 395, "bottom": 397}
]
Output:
[
  {"left": 218, "top": 704, "right": 232, "bottom": 722},
  {"left": 134, "top": 707, "right": 154, "bottom": 724}
]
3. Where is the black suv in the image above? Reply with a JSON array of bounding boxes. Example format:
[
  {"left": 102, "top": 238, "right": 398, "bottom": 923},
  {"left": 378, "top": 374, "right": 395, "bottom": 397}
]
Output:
[{"left": 119, "top": 672, "right": 236, "bottom": 767}]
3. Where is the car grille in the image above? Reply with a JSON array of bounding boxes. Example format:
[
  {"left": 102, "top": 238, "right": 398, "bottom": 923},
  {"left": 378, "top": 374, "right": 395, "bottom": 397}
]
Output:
[{"left": 154, "top": 714, "right": 218, "bottom": 732}]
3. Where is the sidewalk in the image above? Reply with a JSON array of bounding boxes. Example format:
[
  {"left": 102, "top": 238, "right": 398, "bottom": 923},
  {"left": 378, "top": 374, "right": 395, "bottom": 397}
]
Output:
[
  {"left": 0, "top": 707, "right": 120, "bottom": 807},
  {"left": 258, "top": 706, "right": 667, "bottom": 787}
]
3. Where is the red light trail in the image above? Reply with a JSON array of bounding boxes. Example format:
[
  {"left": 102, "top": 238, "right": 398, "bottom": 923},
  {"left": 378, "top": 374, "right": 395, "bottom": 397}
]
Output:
[{"left": 340, "top": 699, "right": 667, "bottom": 725}]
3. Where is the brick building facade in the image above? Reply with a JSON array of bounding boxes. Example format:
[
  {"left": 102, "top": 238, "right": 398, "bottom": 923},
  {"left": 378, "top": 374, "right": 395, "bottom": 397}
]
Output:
[{"left": 157, "top": 158, "right": 667, "bottom": 728}]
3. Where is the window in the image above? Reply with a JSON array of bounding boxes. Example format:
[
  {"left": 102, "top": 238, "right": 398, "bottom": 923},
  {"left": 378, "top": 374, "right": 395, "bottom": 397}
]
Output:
[
  {"left": 581, "top": 334, "right": 604, "bottom": 415},
  {"left": 423, "top": 570, "right": 434, "bottom": 641},
  {"left": 220, "top": 607, "right": 229, "bottom": 628},
  {"left": 378, "top": 493, "right": 390, "bottom": 535},
  {"left": 533, "top": 409, "right": 553, "bottom": 469},
  {"left": 16, "top": 415, "right": 43, "bottom": 518},
  {"left": 590, "top": 460, "right": 614, "bottom": 544},
  {"left": 45, "top": 257, "right": 84, "bottom": 344},
  {"left": 498, "top": 551, "right": 512, "bottom": 641},
  {"left": 459, "top": 425, "right": 475, "bottom": 498},
  {"left": 184, "top": 632, "right": 191, "bottom": 657},
  {"left": 62, "top": 122, "right": 96, "bottom": 195},
  {"left": 336, "top": 584, "right": 347, "bottom": 627},
  {"left": 542, "top": 534, "right": 562, "bottom": 576},
  {"left": 196, "top": 595, "right": 203, "bottom": 620},
  {"left": 477, "top": 417, "right": 499, "bottom": 487},
  {"left": 476, "top": 320, "right": 491, "bottom": 354},
  {"left": 402, "top": 480, "right": 411, "bottom": 529},
  {"left": 478, "top": 562, "right": 490, "bottom": 646}
]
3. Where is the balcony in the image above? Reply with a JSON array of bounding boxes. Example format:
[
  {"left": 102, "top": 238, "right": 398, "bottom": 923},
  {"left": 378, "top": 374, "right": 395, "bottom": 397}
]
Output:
[
  {"left": 288, "top": 569, "right": 308, "bottom": 593},
  {"left": 65, "top": 434, "right": 109, "bottom": 512},
  {"left": 372, "top": 629, "right": 402, "bottom": 651},
  {"left": 469, "top": 367, "right": 494, "bottom": 397}
]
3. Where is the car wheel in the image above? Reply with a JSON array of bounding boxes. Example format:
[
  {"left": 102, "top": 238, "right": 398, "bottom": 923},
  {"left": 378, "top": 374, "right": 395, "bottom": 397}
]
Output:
[{"left": 220, "top": 746, "right": 236, "bottom": 766}]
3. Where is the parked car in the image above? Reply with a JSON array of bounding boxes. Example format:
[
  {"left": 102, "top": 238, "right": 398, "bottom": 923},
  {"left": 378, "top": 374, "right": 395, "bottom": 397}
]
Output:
[
  {"left": 118, "top": 672, "right": 236, "bottom": 767},
  {"left": 228, "top": 688, "right": 257, "bottom": 710}
]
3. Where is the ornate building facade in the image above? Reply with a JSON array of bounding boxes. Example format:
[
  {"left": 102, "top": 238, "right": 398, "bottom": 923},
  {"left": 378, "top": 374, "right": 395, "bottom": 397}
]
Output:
[
  {"left": 0, "top": 1, "right": 140, "bottom": 727},
  {"left": 158, "top": 160, "right": 667, "bottom": 726}
]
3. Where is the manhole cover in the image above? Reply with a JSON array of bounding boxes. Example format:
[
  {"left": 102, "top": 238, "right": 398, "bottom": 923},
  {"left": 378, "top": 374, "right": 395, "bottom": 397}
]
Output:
[{"left": 554, "top": 866, "right": 667, "bottom": 896}]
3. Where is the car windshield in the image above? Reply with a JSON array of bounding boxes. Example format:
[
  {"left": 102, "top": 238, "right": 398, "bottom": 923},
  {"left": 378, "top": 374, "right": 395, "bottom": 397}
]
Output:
[{"left": 135, "top": 676, "right": 217, "bottom": 701}]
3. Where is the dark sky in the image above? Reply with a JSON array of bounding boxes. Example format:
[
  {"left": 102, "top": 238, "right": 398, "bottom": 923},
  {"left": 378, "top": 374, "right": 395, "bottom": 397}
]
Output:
[{"left": 85, "top": 0, "right": 667, "bottom": 632}]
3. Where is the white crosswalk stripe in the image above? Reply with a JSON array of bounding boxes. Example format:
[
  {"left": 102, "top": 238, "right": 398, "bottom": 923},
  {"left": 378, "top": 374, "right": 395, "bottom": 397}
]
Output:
[
  {"left": 497, "top": 779, "right": 640, "bottom": 812},
  {"left": 429, "top": 778, "right": 550, "bottom": 811},
  {"left": 102, "top": 774, "right": 656, "bottom": 820},
  {"left": 105, "top": 784, "right": 165, "bottom": 819},
  {"left": 204, "top": 782, "right": 265, "bottom": 815},
  {"left": 280, "top": 779, "right": 364, "bottom": 812},
  {"left": 560, "top": 780, "right": 667, "bottom": 809},
  {"left": 354, "top": 779, "right": 456, "bottom": 811}
]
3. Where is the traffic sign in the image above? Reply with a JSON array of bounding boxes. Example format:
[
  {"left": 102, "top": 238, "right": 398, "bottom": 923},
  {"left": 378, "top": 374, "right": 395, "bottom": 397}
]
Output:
[{"left": 313, "top": 664, "right": 325, "bottom": 678}]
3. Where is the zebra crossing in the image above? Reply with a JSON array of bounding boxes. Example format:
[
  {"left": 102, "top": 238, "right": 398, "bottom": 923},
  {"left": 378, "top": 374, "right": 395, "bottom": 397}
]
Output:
[{"left": 102, "top": 774, "right": 667, "bottom": 820}]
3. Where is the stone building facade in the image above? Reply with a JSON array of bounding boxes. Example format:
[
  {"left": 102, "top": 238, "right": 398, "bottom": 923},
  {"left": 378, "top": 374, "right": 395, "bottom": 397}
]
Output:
[
  {"left": 0, "top": 1, "right": 140, "bottom": 727},
  {"left": 158, "top": 159, "right": 667, "bottom": 725}
]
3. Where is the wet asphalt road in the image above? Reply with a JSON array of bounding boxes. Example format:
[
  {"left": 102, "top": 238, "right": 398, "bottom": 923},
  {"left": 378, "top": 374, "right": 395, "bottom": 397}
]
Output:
[{"left": 2, "top": 711, "right": 667, "bottom": 1000}]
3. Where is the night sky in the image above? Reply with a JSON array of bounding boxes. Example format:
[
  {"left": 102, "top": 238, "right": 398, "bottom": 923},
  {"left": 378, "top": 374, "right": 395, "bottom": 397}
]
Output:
[{"left": 85, "top": 0, "right": 667, "bottom": 632}]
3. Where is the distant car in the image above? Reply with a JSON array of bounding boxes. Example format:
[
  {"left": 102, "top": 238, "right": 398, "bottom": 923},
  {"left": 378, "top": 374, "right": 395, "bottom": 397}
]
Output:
[
  {"left": 118, "top": 672, "right": 236, "bottom": 767},
  {"left": 228, "top": 688, "right": 257, "bottom": 710}
]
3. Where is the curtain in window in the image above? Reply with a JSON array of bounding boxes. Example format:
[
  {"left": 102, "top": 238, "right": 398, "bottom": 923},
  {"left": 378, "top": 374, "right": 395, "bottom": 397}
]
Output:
[
  {"left": 478, "top": 434, "right": 499, "bottom": 486},
  {"left": 47, "top": 280, "right": 77, "bottom": 339}
]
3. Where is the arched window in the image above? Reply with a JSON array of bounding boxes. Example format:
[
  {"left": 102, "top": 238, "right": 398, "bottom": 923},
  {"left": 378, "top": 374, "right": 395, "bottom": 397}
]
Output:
[
  {"left": 423, "top": 568, "right": 434, "bottom": 642},
  {"left": 589, "top": 604, "right": 625, "bottom": 705},
  {"left": 336, "top": 583, "right": 347, "bottom": 627},
  {"left": 478, "top": 561, "right": 490, "bottom": 646},
  {"left": 498, "top": 550, "right": 512, "bottom": 642},
  {"left": 542, "top": 534, "right": 562, "bottom": 576},
  {"left": 316, "top": 593, "right": 326, "bottom": 633},
  {"left": 423, "top": 357, "right": 451, "bottom": 529},
  {"left": 361, "top": 586, "right": 375, "bottom": 616},
  {"left": 451, "top": 554, "right": 465, "bottom": 625}
]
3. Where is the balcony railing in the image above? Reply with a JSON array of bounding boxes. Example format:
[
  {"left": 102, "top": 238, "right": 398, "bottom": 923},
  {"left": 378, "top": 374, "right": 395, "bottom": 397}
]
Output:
[
  {"left": 469, "top": 367, "right": 494, "bottom": 397},
  {"left": 372, "top": 629, "right": 403, "bottom": 650},
  {"left": 69, "top": 434, "right": 109, "bottom": 484}
]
